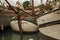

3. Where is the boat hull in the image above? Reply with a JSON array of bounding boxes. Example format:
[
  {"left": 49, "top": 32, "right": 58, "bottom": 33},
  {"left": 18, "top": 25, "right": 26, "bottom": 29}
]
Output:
[
  {"left": 38, "top": 11, "right": 60, "bottom": 39},
  {"left": 37, "top": 11, "right": 60, "bottom": 25},
  {"left": 39, "top": 24, "right": 60, "bottom": 40},
  {"left": 10, "top": 20, "right": 38, "bottom": 32}
]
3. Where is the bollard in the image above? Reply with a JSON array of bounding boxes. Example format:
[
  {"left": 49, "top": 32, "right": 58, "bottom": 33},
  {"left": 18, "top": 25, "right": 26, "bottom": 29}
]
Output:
[
  {"left": 2, "top": 36, "right": 5, "bottom": 40},
  {"left": 29, "top": 38, "right": 34, "bottom": 40},
  {"left": 1, "top": 24, "right": 4, "bottom": 30}
]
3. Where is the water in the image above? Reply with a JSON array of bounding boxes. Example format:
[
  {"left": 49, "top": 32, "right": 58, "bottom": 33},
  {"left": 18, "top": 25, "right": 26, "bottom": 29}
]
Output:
[
  {"left": 0, "top": 14, "right": 39, "bottom": 40},
  {"left": 0, "top": 27, "right": 40, "bottom": 40}
]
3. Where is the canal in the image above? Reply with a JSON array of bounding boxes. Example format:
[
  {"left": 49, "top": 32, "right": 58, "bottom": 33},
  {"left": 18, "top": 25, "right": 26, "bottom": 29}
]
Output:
[{"left": 0, "top": 26, "right": 40, "bottom": 40}]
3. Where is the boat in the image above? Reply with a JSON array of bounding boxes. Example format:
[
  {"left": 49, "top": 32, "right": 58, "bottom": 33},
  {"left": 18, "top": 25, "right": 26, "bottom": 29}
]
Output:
[
  {"left": 37, "top": 10, "right": 60, "bottom": 40},
  {"left": 9, "top": 0, "right": 39, "bottom": 32},
  {"left": 5, "top": 0, "right": 60, "bottom": 33},
  {"left": 10, "top": 16, "right": 38, "bottom": 32}
]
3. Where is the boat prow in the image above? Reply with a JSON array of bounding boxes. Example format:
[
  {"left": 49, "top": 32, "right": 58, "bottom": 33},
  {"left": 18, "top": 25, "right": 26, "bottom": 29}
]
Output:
[
  {"left": 10, "top": 20, "right": 38, "bottom": 32},
  {"left": 37, "top": 10, "right": 60, "bottom": 39}
]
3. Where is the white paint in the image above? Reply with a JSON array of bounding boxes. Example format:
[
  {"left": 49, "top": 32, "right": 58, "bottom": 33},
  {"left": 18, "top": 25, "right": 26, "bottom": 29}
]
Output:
[
  {"left": 10, "top": 20, "right": 38, "bottom": 32},
  {"left": 39, "top": 24, "right": 60, "bottom": 39},
  {"left": 37, "top": 11, "right": 60, "bottom": 25}
]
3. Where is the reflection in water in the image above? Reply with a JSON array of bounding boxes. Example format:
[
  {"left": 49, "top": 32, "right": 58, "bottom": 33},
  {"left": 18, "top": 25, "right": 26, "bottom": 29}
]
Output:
[{"left": 0, "top": 27, "right": 39, "bottom": 40}]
